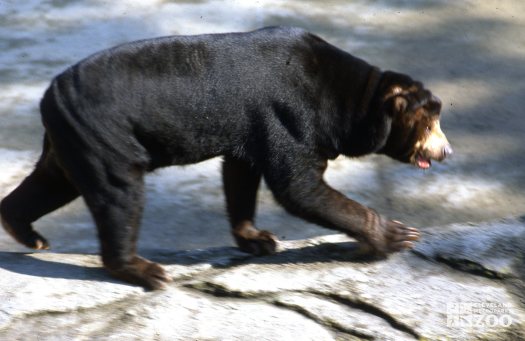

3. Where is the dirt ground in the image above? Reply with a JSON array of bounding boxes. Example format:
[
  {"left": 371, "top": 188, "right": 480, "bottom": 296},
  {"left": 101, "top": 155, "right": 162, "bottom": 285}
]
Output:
[{"left": 0, "top": 0, "right": 524, "bottom": 253}]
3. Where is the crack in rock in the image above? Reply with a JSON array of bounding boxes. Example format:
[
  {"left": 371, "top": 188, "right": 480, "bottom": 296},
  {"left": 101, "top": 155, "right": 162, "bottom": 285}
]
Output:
[
  {"left": 274, "top": 292, "right": 418, "bottom": 341},
  {"left": 183, "top": 279, "right": 266, "bottom": 299},
  {"left": 411, "top": 249, "right": 509, "bottom": 280},
  {"left": 435, "top": 255, "right": 509, "bottom": 280},
  {"left": 184, "top": 281, "right": 376, "bottom": 339},
  {"left": 413, "top": 218, "right": 525, "bottom": 281},
  {"left": 184, "top": 279, "right": 418, "bottom": 340},
  {"left": 273, "top": 298, "right": 375, "bottom": 340},
  {"left": 322, "top": 292, "right": 420, "bottom": 339}
]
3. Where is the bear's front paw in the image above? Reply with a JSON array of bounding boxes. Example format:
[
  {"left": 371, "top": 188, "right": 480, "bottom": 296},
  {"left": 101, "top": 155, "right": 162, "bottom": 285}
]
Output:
[
  {"left": 233, "top": 224, "right": 278, "bottom": 256},
  {"left": 357, "top": 219, "right": 420, "bottom": 257},
  {"left": 382, "top": 219, "right": 420, "bottom": 252}
]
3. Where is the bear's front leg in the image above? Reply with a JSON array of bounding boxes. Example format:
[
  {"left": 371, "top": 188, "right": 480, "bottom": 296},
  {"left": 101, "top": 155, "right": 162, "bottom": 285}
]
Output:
[
  {"left": 222, "top": 156, "right": 277, "bottom": 255},
  {"left": 262, "top": 153, "right": 420, "bottom": 257}
]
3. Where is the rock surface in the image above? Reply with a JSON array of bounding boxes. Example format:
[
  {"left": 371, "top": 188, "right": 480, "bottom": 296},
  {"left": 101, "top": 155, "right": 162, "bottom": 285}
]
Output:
[{"left": 1, "top": 218, "right": 524, "bottom": 340}]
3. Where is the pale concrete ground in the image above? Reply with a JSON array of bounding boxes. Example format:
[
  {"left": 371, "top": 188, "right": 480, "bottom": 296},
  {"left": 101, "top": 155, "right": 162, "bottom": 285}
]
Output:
[
  {"left": 0, "top": 0, "right": 524, "bottom": 254},
  {"left": 1, "top": 218, "right": 525, "bottom": 340}
]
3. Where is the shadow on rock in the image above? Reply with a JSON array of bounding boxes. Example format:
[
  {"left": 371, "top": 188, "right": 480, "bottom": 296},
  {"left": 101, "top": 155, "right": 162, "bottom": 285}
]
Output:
[
  {"left": 0, "top": 252, "right": 130, "bottom": 286},
  {"left": 0, "top": 237, "right": 380, "bottom": 285}
]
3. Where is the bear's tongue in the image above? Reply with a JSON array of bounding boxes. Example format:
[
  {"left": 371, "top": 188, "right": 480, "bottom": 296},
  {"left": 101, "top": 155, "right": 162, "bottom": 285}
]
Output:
[{"left": 416, "top": 155, "right": 431, "bottom": 169}]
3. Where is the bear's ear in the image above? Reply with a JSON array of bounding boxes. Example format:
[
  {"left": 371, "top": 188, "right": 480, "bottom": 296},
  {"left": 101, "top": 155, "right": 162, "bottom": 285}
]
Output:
[
  {"left": 393, "top": 96, "right": 408, "bottom": 114},
  {"left": 385, "top": 86, "right": 408, "bottom": 117}
]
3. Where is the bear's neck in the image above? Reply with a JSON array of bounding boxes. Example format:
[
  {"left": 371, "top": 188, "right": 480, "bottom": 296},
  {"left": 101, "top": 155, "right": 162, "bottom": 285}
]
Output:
[{"left": 339, "top": 67, "right": 392, "bottom": 157}]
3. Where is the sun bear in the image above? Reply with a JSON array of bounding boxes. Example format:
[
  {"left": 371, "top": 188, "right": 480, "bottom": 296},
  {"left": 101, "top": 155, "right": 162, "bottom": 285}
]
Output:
[{"left": 0, "top": 27, "right": 452, "bottom": 289}]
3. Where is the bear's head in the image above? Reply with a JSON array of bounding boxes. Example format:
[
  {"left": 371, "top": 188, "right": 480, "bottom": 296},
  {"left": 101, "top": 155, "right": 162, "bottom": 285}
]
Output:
[{"left": 379, "top": 73, "right": 452, "bottom": 169}]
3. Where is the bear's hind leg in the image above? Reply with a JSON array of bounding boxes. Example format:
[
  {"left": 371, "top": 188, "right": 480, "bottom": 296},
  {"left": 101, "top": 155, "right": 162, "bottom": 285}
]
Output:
[
  {"left": 76, "top": 162, "right": 171, "bottom": 290},
  {"left": 0, "top": 140, "right": 79, "bottom": 249},
  {"left": 222, "top": 156, "right": 277, "bottom": 255}
]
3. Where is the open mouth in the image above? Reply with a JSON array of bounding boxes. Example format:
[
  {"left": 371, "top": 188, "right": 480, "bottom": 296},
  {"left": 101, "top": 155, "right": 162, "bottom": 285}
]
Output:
[{"left": 415, "top": 153, "right": 432, "bottom": 169}]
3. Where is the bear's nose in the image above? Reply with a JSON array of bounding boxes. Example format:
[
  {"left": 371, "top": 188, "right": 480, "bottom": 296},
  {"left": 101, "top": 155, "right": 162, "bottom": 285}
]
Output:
[{"left": 443, "top": 144, "right": 453, "bottom": 159}]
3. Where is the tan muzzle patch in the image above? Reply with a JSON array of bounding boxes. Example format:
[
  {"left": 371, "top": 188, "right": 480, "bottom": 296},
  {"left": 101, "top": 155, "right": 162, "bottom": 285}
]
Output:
[
  {"left": 424, "top": 121, "right": 451, "bottom": 161},
  {"left": 414, "top": 121, "right": 452, "bottom": 169}
]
